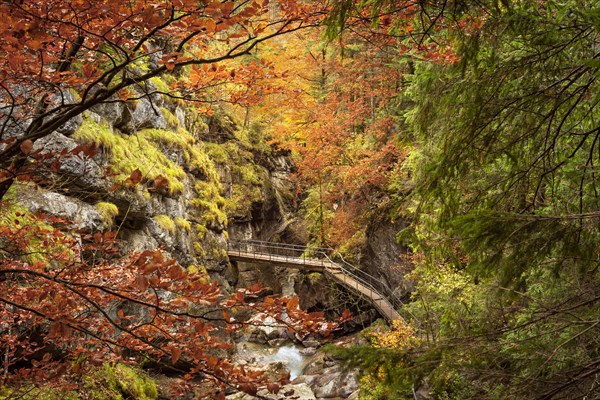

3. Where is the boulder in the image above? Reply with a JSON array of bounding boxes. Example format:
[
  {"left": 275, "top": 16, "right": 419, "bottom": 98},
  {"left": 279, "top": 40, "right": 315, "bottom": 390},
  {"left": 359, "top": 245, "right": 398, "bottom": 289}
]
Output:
[
  {"left": 226, "top": 383, "right": 316, "bottom": 400},
  {"left": 132, "top": 97, "right": 167, "bottom": 130},
  {"left": 247, "top": 315, "right": 288, "bottom": 344}
]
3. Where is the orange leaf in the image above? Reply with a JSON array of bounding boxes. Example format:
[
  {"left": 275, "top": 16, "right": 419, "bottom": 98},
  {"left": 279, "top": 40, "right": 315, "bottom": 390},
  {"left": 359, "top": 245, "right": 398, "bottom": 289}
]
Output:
[
  {"left": 247, "top": 282, "right": 263, "bottom": 293},
  {"left": 223, "top": 311, "right": 232, "bottom": 322},
  {"left": 204, "top": 19, "right": 216, "bottom": 33},
  {"left": 82, "top": 63, "right": 96, "bottom": 79},
  {"left": 134, "top": 275, "right": 149, "bottom": 291},
  {"left": 235, "top": 291, "right": 245, "bottom": 302},
  {"left": 153, "top": 175, "right": 169, "bottom": 189},
  {"left": 341, "top": 309, "right": 352, "bottom": 321},
  {"left": 286, "top": 296, "right": 299, "bottom": 311}
]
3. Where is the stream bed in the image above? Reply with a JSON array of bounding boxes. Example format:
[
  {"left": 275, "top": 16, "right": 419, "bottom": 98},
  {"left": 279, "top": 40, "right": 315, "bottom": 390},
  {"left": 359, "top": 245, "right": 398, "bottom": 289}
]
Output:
[{"left": 236, "top": 341, "right": 309, "bottom": 380}]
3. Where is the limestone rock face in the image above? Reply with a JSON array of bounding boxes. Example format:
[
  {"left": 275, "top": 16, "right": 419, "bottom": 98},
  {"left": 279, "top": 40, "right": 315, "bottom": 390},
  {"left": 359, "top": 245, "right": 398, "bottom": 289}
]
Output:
[
  {"left": 131, "top": 97, "right": 167, "bottom": 130},
  {"left": 16, "top": 188, "right": 105, "bottom": 231},
  {"left": 294, "top": 365, "right": 359, "bottom": 399},
  {"left": 362, "top": 221, "right": 413, "bottom": 300}
]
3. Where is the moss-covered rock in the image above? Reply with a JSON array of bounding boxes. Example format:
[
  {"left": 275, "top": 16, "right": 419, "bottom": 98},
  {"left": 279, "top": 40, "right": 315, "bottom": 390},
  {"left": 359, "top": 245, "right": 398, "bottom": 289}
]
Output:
[
  {"left": 0, "top": 364, "right": 158, "bottom": 400},
  {"left": 73, "top": 115, "right": 186, "bottom": 196}
]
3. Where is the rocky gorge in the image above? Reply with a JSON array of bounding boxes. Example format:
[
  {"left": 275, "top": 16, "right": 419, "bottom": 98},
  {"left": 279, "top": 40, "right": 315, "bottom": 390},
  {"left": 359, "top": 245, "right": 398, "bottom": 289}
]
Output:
[{"left": 2, "top": 77, "right": 409, "bottom": 400}]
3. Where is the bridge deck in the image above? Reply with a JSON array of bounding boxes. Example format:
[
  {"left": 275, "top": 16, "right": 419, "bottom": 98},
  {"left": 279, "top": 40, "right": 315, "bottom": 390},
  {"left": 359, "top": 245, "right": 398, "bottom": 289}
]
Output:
[
  {"left": 227, "top": 247, "right": 402, "bottom": 322},
  {"left": 228, "top": 250, "right": 338, "bottom": 271}
]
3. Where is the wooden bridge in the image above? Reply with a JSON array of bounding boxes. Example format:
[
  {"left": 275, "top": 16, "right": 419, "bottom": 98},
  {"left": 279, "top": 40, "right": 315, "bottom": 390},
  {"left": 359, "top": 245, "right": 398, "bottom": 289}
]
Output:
[{"left": 226, "top": 240, "right": 403, "bottom": 322}]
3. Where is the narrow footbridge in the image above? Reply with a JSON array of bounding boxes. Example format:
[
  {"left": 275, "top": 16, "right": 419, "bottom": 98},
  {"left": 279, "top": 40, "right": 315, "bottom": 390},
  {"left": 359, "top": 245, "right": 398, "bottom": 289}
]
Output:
[{"left": 226, "top": 240, "right": 403, "bottom": 322}]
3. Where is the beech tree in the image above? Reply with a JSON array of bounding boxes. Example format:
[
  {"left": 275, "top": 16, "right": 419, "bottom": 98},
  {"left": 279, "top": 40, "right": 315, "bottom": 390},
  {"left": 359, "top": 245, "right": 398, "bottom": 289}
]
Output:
[
  {"left": 0, "top": 0, "right": 339, "bottom": 397},
  {"left": 0, "top": 0, "right": 323, "bottom": 198},
  {"left": 0, "top": 205, "right": 337, "bottom": 396}
]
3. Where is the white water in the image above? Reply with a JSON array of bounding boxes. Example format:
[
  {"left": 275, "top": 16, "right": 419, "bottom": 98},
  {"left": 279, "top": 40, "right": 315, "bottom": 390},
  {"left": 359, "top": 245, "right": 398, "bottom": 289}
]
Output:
[{"left": 260, "top": 345, "right": 306, "bottom": 380}]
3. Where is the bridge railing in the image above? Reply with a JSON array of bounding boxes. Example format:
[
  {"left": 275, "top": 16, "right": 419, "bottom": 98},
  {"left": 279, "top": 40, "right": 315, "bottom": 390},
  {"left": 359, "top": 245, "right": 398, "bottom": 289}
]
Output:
[
  {"left": 328, "top": 253, "right": 410, "bottom": 317},
  {"left": 227, "top": 239, "right": 411, "bottom": 320},
  {"left": 227, "top": 239, "right": 333, "bottom": 266}
]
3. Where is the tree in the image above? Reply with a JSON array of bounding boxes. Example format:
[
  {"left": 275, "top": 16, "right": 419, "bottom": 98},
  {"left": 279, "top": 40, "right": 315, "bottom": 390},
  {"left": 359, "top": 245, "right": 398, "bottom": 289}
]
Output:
[
  {"left": 325, "top": 0, "right": 600, "bottom": 398},
  {"left": 0, "top": 0, "right": 340, "bottom": 396},
  {"left": 0, "top": 198, "right": 337, "bottom": 397},
  {"left": 261, "top": 23, "right": 409, "bottom": 252},
  {"left": 0, "top": 0, "right": 323, "bottom": 199}
]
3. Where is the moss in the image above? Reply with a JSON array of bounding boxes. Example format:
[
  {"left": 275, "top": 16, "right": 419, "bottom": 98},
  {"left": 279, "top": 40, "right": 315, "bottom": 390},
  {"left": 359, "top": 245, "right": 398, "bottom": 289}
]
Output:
[
  {"left": 185, "top": 108, "right": 209, "bottom": 136},
  {"left": 0, "top": 364, "right": 156, "bottom": 400},
  {"left": 0, "top": 387, "right": 79, "bottom": 400},
  {"left": 159, "top": 107, "right": 180, "bottom": 130},
  {"left": 236, "top": 120, "right": 273, "bottom": 156},
  {"left": 78, "top": 363, "right": 158, "bottom": 400},
  {"left": 190, "top": 180, "right": 227, "bottom": 226},
  {"left": 149, "top": 76, "right": 185, "bottom": 106},
  {"left": 186, "top": 144, "right": 220, "bottom": 181},
  {"left": 149, "top": 76, "right": 171, "bottom": 94},
  {"left": 139, "top": 128, "right": 220, "bottom": 183},
  {"left": 96, "top": 201, "right": 119, "bottom": 227},
  {"left": 210, "top": 248, "right": 227, "bottom": 260},
  {"left": 224, "top": 185, "right": 256, "bottom": 217},
  {"left": 307, "top": 272, "right": 324, "bottom": 285},
  {"left": 72, "top": 113, "right": 117, "bottom": 149},
  {"left": 73, "top": 116, "right": 186, "bottom": 196},
  {"left": 174, "top": 217, "right": 191, "bottom": 231},
  {"left": 194, "top": 223, "right": 208, "bottom": 240},
  {"left": 232, "top": 164, "right": 262, "bottom": 186},
  {"left": 193, "top": 242, "right": 207, "bottom": 258},
  {"left": 187, "top": 264, "right": 210, "bottom": 283},
  {"left": 154, "top": 214, "right": 175, "bottom": 234},
  {"left": 0, "top": 190, "right": 72, "bottom": 265},
  {"left": 140, "top": 127, "right": 193, "bottom": 149},
  {"left": 205, "top": 141, "right": 229, "bottom": 164}
]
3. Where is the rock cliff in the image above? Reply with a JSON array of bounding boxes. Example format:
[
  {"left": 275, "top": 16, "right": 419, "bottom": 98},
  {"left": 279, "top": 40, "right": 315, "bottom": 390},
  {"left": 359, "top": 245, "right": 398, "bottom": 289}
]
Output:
[{"left": 9, "top": 80, "right": 301, "bottom": 295}]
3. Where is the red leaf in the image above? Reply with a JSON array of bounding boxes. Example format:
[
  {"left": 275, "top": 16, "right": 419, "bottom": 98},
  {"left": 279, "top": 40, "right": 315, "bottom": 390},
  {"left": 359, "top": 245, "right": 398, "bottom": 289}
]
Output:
[
  {"left": 238, "top": 383, "right": 257, "bottom": 395},
  {"left": 267, "top": 382, "right": 280, "bottom": 394},
  {"left": 82, "top": 63, "right": 96, "bottom": 79},
  {"left": 50, "top": 159, "right": 62, "bottom": 173},
  {"left": 20, "top": 140, "right": 33, "bottom": 154},
  {"left": 286, "top": 297, "right": 299, "bottom": 311},
  {"left": 235, "top": 291, "right": 244, "bottom": 302},
  {"left": 134, "top": 275, "right": 149, "bottom": 291},
  {"left": 153, "top": 175, "right": 169, "bottom": 189},
  {"left": 247, "top": 283, "right": 263, "bottom": 293},
  {"left": 128, "top": 169, "right": 143, "bottom": 185},
  {"left": 341, "top": 309, "right": 352, "bottom": 321},
  {"left": 223, "top": 311, "right": 232, "bottom": 322},
  {"left": 171, "top": 347, "right": 182, "bottom": 365},
  {"left": 206, "top": 355, "right": 218, "bottom": 369}
]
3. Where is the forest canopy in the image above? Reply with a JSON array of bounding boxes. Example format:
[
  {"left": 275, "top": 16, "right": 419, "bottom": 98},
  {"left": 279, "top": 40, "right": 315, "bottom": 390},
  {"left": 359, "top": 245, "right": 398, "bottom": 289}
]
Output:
[{"left": 1, "top": 0, "right": 600, "bottom": 399}]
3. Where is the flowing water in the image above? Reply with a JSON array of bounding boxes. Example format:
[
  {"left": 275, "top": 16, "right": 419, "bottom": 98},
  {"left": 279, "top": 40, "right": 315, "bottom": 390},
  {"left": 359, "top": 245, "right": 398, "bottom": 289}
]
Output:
[
  {"left": 236, "top": 341, "right": 308, "bottom": 380},
  {"left": 260, "top": 345, "right": 306, "bottom": 379}
]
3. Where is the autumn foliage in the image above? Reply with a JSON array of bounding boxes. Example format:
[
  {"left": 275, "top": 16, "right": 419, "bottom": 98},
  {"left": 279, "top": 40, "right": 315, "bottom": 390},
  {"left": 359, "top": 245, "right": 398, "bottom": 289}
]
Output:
[
  {"left": 0, "top": 203, "right": 337, "bottom": 395},
  {"left": 0, "top": 0, "right": 325, "bottom": 198},
  {"left": 0, "top": 0, "right": 345, "bottom": 396}
]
